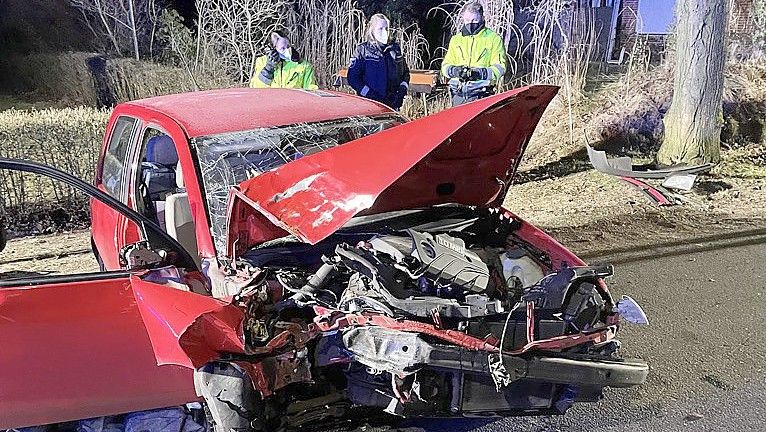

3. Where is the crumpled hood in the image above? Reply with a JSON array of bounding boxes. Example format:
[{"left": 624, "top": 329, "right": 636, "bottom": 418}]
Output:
[{"left": 226, "top": 85, "right": 558, "bottom": 255}]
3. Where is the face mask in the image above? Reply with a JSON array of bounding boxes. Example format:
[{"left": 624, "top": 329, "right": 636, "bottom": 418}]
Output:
[
  {"left": 279, "top": 47, "right": 293, "bottom": 61},
  {"left": 374, "top": 28, "right": 389, "bottom": 44},
  {"left": 462, "top": 20, "right": 485, "bottom": 36}
]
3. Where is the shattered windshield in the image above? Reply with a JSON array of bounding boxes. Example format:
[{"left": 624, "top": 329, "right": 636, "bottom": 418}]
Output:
[{"left": 193, "top": 115, "right": 405, "bottom": 254}]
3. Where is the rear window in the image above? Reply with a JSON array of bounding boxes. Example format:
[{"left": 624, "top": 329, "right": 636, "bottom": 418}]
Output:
[
  {"left": 101, "top": 116, "right": 137, "bottom": 198},
  {"left": 193, "top": 115, "right": 404, "bottom": 254}
]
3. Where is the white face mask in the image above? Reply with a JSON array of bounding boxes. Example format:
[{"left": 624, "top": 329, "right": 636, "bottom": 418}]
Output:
[
  {"left": 279, "top": 47, "right": 292, "bottom": 61},
  {"left": 374, "top": 28, "right": 389, "bottom": 44}
]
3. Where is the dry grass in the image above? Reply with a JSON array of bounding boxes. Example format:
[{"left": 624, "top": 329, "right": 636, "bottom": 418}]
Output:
[
  {"left": 0, "top": 51, "right": 229, "bottom": 107},
  {"left": 584, "top": 62, "right": 674, "bottom": 154},
  {"left": 0, "top": 106, "right": 108, "bottom": 232},
  {"left": 171, "top": 0, "right": 429, "bottom": 89},
  {"left": 286, "top": 0, "right": 368, "bottom": 88},
  {"left": 106, "top": 57, "right": 231, "bottom": 100},
  {"left": 0, "top": 52, "right": 100, "bottom": 105}
]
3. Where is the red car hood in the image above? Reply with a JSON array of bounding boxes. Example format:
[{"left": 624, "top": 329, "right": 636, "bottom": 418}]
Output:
[{"left": 226, "top": 85, "right": 557, "bottom": 255}]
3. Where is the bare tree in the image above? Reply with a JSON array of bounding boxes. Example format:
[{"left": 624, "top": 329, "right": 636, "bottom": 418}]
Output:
[
  {"left": 69, "top": 0, "right": 159, "bottom": 59},
  {"left": 194, "top": 0, "right": 289, "bottom": 82},
  {"left": 190, "top": 0, "right": 373, "bottom": 86},
  {"left": 286, "top": 0, "right": 367, "bottom": 87},
  {"left": 657, "top": 0, "right": 727, "bottom": 165}
]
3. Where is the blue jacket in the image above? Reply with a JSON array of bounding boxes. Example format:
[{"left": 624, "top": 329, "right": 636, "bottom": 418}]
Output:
[{"left": 348, "top": 41, "right": 410, "bottom": 110}]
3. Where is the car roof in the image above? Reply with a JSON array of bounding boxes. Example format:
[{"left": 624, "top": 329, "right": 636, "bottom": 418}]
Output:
[{"left": 122, "top": 88, "right": 394, "bottom": 138}]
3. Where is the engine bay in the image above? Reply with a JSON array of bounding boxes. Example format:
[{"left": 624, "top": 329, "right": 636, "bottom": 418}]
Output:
[{"left": 195, "top": 207, "right": 645, "bottom": 431}]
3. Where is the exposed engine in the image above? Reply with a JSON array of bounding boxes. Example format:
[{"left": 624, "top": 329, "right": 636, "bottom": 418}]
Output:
[{"left": 195, "top": 210, "right": 646, "bottom": 432}]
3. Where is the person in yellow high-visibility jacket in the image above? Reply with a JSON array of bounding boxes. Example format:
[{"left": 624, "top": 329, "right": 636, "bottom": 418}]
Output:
[
  {"left": 441, "top": 1, "right": 507, "bottom": 106},
  {"left": 250, "top": 31, "right": 319, "bottom": 90}
]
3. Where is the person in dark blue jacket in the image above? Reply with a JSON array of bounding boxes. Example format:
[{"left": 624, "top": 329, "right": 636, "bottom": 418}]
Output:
[{"left": 347, "top": 14, "right": 411, "bottom": 110}]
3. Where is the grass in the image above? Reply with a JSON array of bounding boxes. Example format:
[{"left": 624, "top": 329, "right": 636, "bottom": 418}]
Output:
[
  {"left": 178, "top": 0, "right": 430, "bottom": 88},
  {"left": 715, "top": 143, "right": 766, "bottom": 179}
]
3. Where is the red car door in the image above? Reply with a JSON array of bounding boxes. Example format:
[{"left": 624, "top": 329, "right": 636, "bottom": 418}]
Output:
[
  {"left": 92, "top": 115, "right": 141, "bottom": 270},
  {"left": 0, "top": 273, "right": 199, "bottom": 429}
]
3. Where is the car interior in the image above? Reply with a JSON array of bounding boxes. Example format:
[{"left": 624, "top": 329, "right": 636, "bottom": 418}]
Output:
[{"left": 137, "top": 131, "right": 200, "bottom": 266}]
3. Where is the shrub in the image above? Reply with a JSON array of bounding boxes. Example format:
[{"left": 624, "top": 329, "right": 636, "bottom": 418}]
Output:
[
  {"left": 0, "top": 51, "right": 231, "bottom": 107},
  {"left": 0, "top": 107, "right": 109, "bottom": 233},
  {"left": 0, "top": 52, "right": 100, "bottom": 105}
]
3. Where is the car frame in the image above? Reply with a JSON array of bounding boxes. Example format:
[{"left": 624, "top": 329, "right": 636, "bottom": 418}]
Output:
[
  {"left": 2, "top": 86, "right": 649, "bottom": 431},
  {"left": 90, "top": 88, "right": 401, "bottom": 274}
]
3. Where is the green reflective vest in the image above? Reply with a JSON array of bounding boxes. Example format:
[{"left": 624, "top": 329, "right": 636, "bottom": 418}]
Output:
[
  {"left": 441, "top": 28, "right": 508, "bottom": 82},
  {"left": 250, "top": 55, "right": 319, "bottom": 90}
]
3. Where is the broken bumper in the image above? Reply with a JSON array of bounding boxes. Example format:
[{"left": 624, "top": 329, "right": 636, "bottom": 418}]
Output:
[
  {"left": 521, "top": 356, "right": 648, "bottom": 388},
  {"left": 419, "top": 342, "right": 648, "bottom": 389}
]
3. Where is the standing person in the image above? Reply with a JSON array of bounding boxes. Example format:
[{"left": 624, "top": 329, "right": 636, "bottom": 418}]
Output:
[
  {"left": 441, "top": 1, "right": 508, "bottom": 106},
  {"left": 348, "top": 14, "right": 411, "bottom": 110},
  {"left": 250, "top": 31, "right": 318, "bottom": 90}
]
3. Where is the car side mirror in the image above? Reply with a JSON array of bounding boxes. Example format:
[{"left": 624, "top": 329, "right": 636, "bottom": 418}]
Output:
[{"left": 119, "top": 241, "right": 167, "bottom": 270}]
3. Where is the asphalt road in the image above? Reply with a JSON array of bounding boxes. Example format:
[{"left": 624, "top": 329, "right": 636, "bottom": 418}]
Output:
[{"left": 400, "top": 237, "right": 766, "bottom": 431}]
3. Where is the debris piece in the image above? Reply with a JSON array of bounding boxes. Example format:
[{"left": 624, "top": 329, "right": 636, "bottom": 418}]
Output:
[
  {"left": 662, "top": 174, "right": 698, "bottom": 191},
  {"left": 620, "top": 177, "right": 674, "bottom": 206},
  {"left": 616, "top": 295, "right": 649, "bottom": 325},
  {"left": 586, "top": 145, "right": 714, "bottom": 179},
  {"left": 488, "top": 353, "right": 514, "bottom": 391}
]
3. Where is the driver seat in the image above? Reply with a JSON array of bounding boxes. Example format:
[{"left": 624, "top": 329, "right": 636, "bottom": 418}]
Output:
[{"left": 165, "top": 162, "right": 200, "bottom": 267}]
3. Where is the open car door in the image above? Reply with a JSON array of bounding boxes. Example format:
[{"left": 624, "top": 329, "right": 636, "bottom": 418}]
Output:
[
  {"left": 0, "top": 159, "right": 213, "bottom": 429},
  {"left": 0, "top": 274, "right": 200, "bottom": 428}
]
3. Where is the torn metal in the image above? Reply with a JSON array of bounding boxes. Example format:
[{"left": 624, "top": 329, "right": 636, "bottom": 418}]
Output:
[
  {"left": 620, "top": 177, "right": 675, "bottom": 206},
  {"left": 193, "top": 115, "right": 403, "bottom": 254},
  {"left": 150, "top": 208, "right": 648, "bottom": 430},
  {"left": 227, "top": 85, "right": 559, "bottom": 251}
]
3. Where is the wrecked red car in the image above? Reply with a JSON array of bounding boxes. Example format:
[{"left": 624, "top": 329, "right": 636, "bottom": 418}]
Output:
[{"left": 1, "top": 86, "right": 648, "bottom": 431}]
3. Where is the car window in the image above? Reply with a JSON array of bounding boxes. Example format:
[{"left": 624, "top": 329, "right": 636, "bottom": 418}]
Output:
[
  {"left": 193, "top": 115, "right": 405, "bottom": 254},
  {"left": 102, "top": 116, "right": 138, "bottom": 199}
]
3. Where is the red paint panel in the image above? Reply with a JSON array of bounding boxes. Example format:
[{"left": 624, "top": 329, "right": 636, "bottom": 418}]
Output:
[
  {"left": 0, "top": 277, "right": 198, "bottom": 429},
  {"left": 232, "top": 86, "right": 558, "bottom": 249},
  {"left": 132, "top": 277, "right": 245, "bottom": 369},
  {"left": 125, "top": 89, "right": 393, "bottom": 138}
]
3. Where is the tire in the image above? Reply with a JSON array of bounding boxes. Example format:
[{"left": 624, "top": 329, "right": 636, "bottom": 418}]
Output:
[{"left": 194, "top": 361, "right": 265, "bottom": 432}]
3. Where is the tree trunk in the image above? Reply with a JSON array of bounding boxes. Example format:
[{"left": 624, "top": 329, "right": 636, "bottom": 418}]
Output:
[
  {"left": 127, "top": 0, "right": 140, "bottom": 60},
  {"left": 657, "top": 0, "right": 727, "bottom": 166}
]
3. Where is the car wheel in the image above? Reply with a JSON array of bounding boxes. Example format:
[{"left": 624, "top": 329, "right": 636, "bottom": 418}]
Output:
[{"left": 194, "top": 361, "right": 265, "bottom": 432}]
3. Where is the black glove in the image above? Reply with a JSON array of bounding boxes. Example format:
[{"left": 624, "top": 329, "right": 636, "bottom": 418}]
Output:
[
  {"left": 261, "top": 49, "right": 280, "bottom": 80},
  {"left": 446, "top": 65, "right": 463, "bottom": 78},
  {"left": 265, "top": 49, "right": 280, "bottom": 69},
  {"left": 267, "top": 49, "right": 280, "bottom": 64},
  {"left": 468, "top": 67, "right": 490, "bottom": 81},
  {"left": 459, "top": 66, "right": 472, "bottom": 82}
]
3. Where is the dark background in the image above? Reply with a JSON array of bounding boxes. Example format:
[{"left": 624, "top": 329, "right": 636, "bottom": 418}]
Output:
[{"left": 0, "top": 0, "right": 449, "bottom": 59}]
